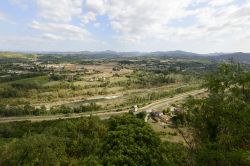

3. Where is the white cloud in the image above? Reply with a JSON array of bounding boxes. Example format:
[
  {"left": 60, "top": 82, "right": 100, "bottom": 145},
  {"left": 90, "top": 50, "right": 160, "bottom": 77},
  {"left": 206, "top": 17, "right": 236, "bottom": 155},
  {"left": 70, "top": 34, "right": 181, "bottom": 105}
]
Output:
[
  {"left": 30, "top": 21, "right": 91, "bottom": 41},
  {"left": 36, "top": 0, "right": 83, "bottom": 22},
  {"left": 80, "top": 12, "right": 96, "bottom": 24},
  {"left": 0, "top": 12, "right": 6, "bottom": 21},
  {"left": 93, "top": 22, "right": 100, "bottom": 27},
  {"left": 84, "top": 0, "right": 250, "bottom": 43},
  {"left": 33, "top": 0, "right": 249, "bottom": 43},
  {"left": 193, "top": 3, "right": 250, "bottom": 39},
  {"left": 41, "top": 33, "right": 65, "bottom": 40},
  {"left": 0, "top": 33, "right": 109, "bottom": 51},
  {"left": 82, "top": 0, "right": 201, "bottom": 41},
  {"left": 85, "top": 0, "right": 106, "bottom": 14},
  {"left": 208, "top": 0, "right": 234, "bottom": 7},
  {"left": 2, "top": 0, "right": 250, "bottom": 52}
]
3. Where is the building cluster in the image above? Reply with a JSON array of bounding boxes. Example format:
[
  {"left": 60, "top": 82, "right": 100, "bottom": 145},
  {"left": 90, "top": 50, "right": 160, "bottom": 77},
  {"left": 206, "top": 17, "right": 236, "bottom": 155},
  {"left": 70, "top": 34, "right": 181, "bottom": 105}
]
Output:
[
  {"left": 41, "top": 64, "right": 84, "bottom": 72},
  {"left": 129, "top": 105, "right": 183, "bottom": 124}
]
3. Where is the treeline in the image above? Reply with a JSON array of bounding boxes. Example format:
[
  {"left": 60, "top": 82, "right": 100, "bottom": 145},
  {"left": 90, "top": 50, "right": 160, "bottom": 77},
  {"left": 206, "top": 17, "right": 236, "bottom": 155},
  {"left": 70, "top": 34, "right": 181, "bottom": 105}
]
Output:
[
  {"left": 130, "top": 70, "right": 176, "bottom": 87},
  {"left": 0, "top": 81, "right": 75, "bottom": 98},
  {"left": 0, "top": 103, "right": 101, "bottom": 117},
  {"left": 109, "top": 71, "right": 177, "bottom": 89},
  {"left": 48, "top": 73, "right": 82, "bottom": 82},
  {"left": 0, "top": 79, "right": 59, "bottom": 99},
  {"left": 127, "top": 85, "right": 198, "bottom": 105},
  {"left": 0, "top": 72, "right": 46, "bottom": 83},
  {"left": 119, "top": 59, "right": 217, "bottom": 75},
  {"left": 113, "top": 70, "right": 197, "bottom": 89}
]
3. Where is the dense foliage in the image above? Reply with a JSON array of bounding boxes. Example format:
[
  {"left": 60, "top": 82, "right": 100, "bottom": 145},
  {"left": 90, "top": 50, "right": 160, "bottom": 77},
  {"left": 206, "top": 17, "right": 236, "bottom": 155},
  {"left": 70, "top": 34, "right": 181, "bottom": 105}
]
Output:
[
  {"left": 0, "top": 116, "right": 107, "bottom": 165},
  {"left": 0, "top": 103, "right": 102, "bottom": 117},
  {"left": 185, "top": 63, "right": 250, "bottom": 165},
  {"left": 100, "top": 115, "right": 161, "bottom": 165},
  {"left": 0, "top": 114, "right": 190, "bottom": 165}
]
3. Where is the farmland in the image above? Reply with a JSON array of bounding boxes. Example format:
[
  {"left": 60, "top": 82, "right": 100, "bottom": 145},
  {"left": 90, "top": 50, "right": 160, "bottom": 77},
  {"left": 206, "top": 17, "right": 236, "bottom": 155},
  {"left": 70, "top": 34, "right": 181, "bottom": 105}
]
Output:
[
  {"left": 0, "top": 54, "right": 207, "bottom": 117},
  {"left": 0, "top": 52, "right": 249, "bottom": 165}
]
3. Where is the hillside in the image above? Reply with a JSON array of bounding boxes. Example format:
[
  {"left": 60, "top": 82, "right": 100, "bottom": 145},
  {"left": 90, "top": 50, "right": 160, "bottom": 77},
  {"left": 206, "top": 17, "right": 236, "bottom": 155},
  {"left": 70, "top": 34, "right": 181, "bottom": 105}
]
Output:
[
  {"left": 0, "top": 52, "right": 37, "bottom": 59},
  {"left": 210, "top": 52, "right": 250, "bottom": 63},
  {"left": 1, "top": 51, "right": 250, "bottom": 63}
]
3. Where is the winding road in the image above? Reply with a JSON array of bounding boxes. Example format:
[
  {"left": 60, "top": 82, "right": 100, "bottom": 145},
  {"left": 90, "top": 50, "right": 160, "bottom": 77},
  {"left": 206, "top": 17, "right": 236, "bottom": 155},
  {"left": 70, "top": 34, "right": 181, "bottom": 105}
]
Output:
[{"left": 0, "top": 89, "right": 205, "bottom": 123}]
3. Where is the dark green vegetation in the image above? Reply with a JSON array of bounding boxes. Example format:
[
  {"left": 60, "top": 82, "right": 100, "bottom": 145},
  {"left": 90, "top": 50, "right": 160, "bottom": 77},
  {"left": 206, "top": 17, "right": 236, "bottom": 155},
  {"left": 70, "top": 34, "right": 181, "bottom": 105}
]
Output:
[
  {"left": 0, "top": 103, "right": 101, "bottom": 117},
  {"left": 184, "top": 63, "right": 250, "bottom": 165},
  {"left": 0, "top": 116, "right": 106, "bottom": 165},
  {"left": 0, "top": 115, "right": 190, "bottom": 165}
]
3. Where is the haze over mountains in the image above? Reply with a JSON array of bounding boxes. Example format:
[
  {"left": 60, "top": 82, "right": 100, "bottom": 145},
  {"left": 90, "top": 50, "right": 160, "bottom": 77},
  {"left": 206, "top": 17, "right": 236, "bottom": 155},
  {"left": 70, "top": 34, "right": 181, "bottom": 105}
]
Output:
[
  {"left": 36, "top": 50, "right": 250, "bottom": 63},
  {"left": 1, "top": 50, "right": 250, "bottom": 63}
]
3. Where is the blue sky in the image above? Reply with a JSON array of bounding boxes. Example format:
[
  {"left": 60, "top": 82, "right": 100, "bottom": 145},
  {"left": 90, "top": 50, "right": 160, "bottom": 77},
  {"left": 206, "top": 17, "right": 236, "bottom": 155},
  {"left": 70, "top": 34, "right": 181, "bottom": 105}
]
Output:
[{"left": 0, "top": 0, "right": 249, "bottom": 53}]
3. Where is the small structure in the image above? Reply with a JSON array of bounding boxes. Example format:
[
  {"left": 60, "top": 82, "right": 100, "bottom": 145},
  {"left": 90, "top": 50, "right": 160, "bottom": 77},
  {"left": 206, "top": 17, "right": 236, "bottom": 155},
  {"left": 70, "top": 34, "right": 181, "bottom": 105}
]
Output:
[
  {"left": 144, "top": 110, "right": 152, "bottom": 122},
  {"left": 129, "top": 105, "right": 138, "bottom": 114},
  {"left": 89, "top": 76, "right": 106, "bottom": 82},
  {"left": 149, "top": 111, "right": 161, "bottom": 122},
  {"left": 63, "top": 64, "right": 77, "bottom": 71},
  {"left": 65, "top": 74, "right": 74, "bottom": 82},
  {"left": 76, "top": 65, "right": 84, "bottom": 71},
  {"left": 170, "top": 106, "right": 183, "bottom": 117},
  {"left": 145, "top": 109, "right": 170, "bottom": 123}
]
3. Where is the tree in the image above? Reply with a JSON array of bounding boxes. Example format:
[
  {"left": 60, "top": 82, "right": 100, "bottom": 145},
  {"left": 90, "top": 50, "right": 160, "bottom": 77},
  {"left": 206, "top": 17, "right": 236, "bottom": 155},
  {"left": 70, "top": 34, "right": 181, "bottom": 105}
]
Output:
[
  {"left": 185, "top": 63, "right": 250, "bottom": 165},
  {"left": 0, "top": 134, "right": 67, "bottom": 166},
  {"left": 158, "top": 141, "right": 193, "bottom": 166},
  {"left": 100, "top": 114, "right": 161, "bottom": 166},
  {"left": 69, "top": 116, "right": 107, "bottom": 159}
]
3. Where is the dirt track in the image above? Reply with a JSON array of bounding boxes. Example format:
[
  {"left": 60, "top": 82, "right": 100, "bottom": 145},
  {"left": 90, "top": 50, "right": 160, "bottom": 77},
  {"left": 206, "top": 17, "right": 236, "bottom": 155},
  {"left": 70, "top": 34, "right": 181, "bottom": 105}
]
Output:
[{"left": 0, "top": 89, "right": 205, "bottom": 123}]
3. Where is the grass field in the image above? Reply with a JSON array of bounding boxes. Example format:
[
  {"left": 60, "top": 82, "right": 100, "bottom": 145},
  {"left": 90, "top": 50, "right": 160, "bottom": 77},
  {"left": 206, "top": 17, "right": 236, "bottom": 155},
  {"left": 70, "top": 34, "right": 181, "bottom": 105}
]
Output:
[
  {"left": 2, "top": 76, "right": 49, "bottom": 85},
  {"left": 0, "top": 52, "right": 37, "bottom": 59},
  {"left": 148, "top": 120, "right": 186, "bottom": 144},
  {"left": 0, "top": 60, "right": 203, "bottom": 117}
]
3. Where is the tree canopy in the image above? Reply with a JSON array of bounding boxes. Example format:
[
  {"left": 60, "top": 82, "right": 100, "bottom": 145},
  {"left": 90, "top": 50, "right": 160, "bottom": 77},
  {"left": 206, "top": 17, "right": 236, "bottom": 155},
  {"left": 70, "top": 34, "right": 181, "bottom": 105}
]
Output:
[
  {"left": 185, "top": 63, "right": 250, "bottom": 165},
  {"left": 100, "top": 114, "right": 161, "bottom": 165}
]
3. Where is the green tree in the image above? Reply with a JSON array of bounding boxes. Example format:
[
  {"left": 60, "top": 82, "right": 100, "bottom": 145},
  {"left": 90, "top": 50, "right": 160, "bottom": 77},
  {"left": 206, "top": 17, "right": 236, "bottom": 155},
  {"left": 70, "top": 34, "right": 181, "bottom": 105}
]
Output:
[
  {"left": 158, "top": 141, "right": 193, "bottom": 166},
  {"left": 69, "top": 116, "right": 107, "bottom": 159},
  {"left": 185, "top": 63, "right": 250, "bottom": 165},
  {"left": 100, "top": 114, "right": 161, "bottom": 166},
  {"left": 0, "top": 134, "right": 67, "bottom": 166}
]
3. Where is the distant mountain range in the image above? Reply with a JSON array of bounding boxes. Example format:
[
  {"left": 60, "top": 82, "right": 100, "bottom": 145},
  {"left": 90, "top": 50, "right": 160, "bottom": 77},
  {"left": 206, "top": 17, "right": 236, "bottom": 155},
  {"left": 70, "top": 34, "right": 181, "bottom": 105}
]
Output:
[
  {"left": 208, "top": 52, "right": 250, "bottom": 63},
  {"left": 1, "top": 50, "right": 250, "bottom": 63},
  {"left": 146, "top": 51, "right": 250, "bottom": 63}
]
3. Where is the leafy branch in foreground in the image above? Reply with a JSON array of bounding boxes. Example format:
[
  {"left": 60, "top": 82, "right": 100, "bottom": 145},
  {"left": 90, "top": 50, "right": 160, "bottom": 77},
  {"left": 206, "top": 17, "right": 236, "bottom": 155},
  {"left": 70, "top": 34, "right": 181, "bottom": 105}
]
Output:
[{"left": 184, "top": 63, "right": 250, "bottom": 165}]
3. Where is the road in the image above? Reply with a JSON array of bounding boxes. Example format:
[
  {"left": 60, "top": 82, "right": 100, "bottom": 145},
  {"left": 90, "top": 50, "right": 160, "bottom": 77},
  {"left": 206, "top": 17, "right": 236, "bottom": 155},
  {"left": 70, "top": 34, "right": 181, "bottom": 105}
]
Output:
[{"left": 0, "top": 89, "right": 205, "bottom": 123}]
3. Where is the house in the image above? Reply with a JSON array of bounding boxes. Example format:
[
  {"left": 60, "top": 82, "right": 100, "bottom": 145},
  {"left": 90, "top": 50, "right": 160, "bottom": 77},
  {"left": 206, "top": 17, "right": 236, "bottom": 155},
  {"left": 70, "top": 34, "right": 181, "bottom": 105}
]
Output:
[{"left": 145, "top": 109, "right": 170, "bottom": 123}]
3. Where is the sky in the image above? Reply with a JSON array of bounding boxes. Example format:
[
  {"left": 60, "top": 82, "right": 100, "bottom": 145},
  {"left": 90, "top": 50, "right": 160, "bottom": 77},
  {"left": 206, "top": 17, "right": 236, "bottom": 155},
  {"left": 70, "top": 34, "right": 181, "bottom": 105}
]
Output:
[{"left": 0, "top": 0, "right": 250, "bottom": 53}]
